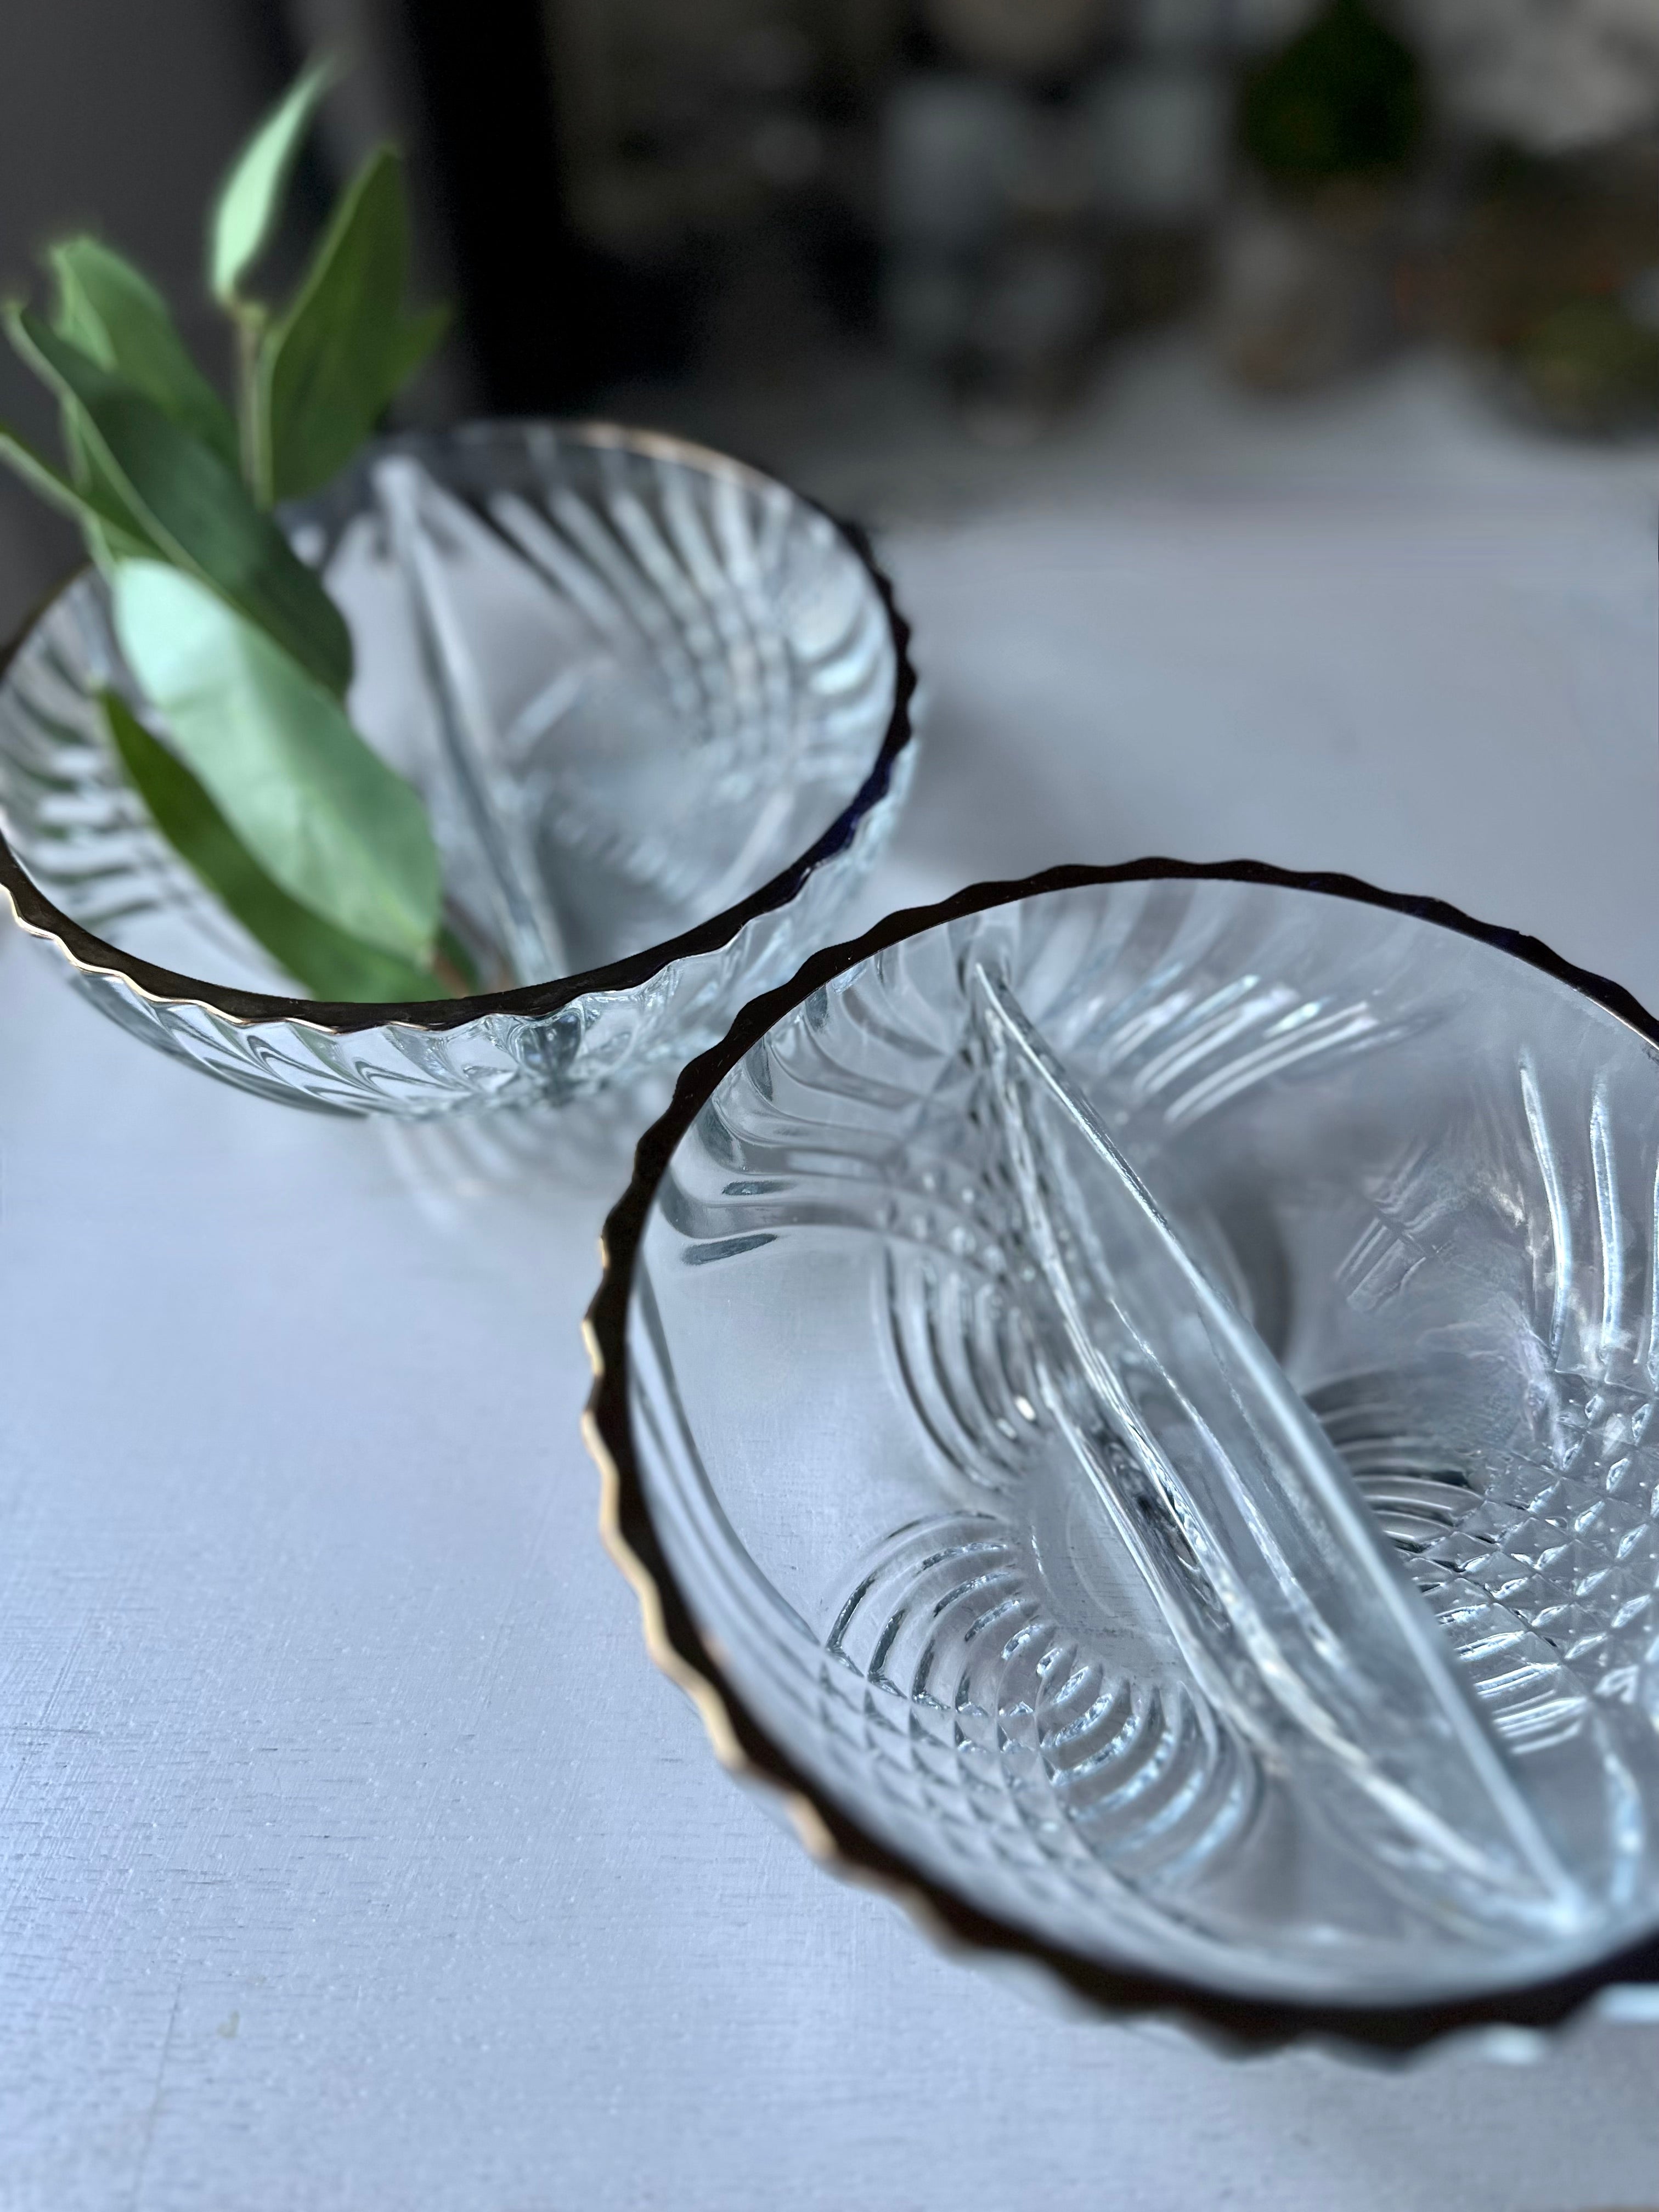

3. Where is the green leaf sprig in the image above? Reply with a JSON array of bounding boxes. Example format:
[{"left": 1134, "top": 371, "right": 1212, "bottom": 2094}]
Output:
[{"left": 0, "top": 61, "right": 463, "bottom": 1001}]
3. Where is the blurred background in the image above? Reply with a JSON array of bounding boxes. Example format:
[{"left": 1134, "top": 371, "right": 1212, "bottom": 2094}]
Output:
[
  {"left": 3, "top": 31, "right": 1659, "bottom": 2208},
  {"left": 3, "top": 0, "right": 1658, "bottom": 635}
]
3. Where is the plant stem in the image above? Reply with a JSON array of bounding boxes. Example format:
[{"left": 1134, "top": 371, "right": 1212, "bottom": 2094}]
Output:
[{"left": 234, "top": 306, "right": 269, "bottom": 504}]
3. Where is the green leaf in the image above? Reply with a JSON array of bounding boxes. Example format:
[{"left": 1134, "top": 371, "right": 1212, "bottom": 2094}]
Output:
[
  {"left": 257, "top": 147, "right": 443, "bottom": 504},
  {"left": 42, "top": 371, "right": 171, "bottom": 573},
  {"left": 101, "top": 689, "right": 446, "bottom": 1002},
  {"left": 435, "top": 920, "right": 481, "bottom": 994},
  {"left": 48, "top": 236, "right": 238, "bottom": 467},
  {"left": 382, "top": 301, "right": 450, "bottom": 392},
  {"left": 56, "top": 419, "right": 140, "bottom": 571},
  {"left": 210, "top": 57, "right": 336, "bottom": 308},
  {"left": 66, "top": 413, "right": 173, "bottom": 574},
  {"left": 0, "top": 418, "right": 156, "bottom": 562},
  {"left": 111, "top": 560, "right": 440, "bottom": 965},
  {"left": 8, "top": 307, "right": 352, "bottom": 695}
]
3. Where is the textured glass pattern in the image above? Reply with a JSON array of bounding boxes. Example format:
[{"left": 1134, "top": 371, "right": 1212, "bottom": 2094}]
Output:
[
  {"left": 0, "top": 424, "right": 911, "bottom": 1118},
  {"left": 627, "top": 876, "right": 1659, "bottom": 2007}
]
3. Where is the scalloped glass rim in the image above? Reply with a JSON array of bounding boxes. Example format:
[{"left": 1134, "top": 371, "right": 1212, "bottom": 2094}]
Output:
[
  {"left": 585, "top": 857, "right": 1659, "bottom": 2059},
  {"left": 0, "top": 421, "right": 917, "bottom": 1039}
]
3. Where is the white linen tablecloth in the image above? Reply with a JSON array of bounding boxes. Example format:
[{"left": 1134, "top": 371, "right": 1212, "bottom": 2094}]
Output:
[{"left": 1, "top": 342, "right": 1656, "bottom": 2210}]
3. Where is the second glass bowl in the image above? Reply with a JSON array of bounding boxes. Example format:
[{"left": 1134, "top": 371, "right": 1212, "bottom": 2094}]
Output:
[{"left": 590, "top": 862, "right": 1659, "bottom": 2052}]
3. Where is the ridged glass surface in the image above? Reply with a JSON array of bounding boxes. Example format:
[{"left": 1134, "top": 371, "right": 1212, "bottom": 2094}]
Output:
[
  {"left": 629, "top": 877, "right": 1659, "bottom": 2006},
  {"left": 0, "top": 424, "right": 907, "bottom": 1118}
]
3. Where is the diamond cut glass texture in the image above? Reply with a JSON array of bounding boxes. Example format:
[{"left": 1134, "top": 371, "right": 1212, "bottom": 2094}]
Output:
[
  {"left": 0, "top": 424, "right": 911, "bottom": 1117},
  {"left": 625, "top": 876, "right": 1659, "bottom": 2008}
]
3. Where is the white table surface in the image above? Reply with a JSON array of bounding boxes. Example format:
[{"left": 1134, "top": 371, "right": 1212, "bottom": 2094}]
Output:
[{"left": 3, "top": 343, "right": 1658, "bottom": 2211}]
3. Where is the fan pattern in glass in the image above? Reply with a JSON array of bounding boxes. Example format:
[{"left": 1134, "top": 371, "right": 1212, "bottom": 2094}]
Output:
[
  {"left": 628, "top": 876, "right": 1659, "bottom": 2007},
  {"left": 0, "top": 424, "right": 909, "bottom": 1117}
]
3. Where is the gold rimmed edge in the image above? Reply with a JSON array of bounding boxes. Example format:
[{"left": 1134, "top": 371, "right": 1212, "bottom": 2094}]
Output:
[{"left": 581, "top": 856, "right": 1659, "bottom": 2061}]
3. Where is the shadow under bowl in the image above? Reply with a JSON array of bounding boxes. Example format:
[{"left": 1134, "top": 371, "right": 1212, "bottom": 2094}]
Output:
[{"left": 0, "top": 421, "right": 917, "bottom": 1119}]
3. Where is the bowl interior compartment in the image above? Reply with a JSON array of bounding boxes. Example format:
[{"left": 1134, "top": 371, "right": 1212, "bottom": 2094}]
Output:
[
  {"left": 0, "top": 425, "right": 895, "bottom": 996},
  {"left": 629, "top": 876, "right": 1659, "bottom": 2007}
]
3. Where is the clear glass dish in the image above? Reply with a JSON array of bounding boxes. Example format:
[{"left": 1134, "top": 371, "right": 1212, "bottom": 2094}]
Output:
[
  {"left": 589, "top": 862, "right": 1659, "bottom": 2052},
  {"left": 0, "top": 422, "right": 915, "bottom": 1118}
]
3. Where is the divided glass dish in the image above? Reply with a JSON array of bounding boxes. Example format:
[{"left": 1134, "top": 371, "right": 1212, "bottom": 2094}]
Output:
[
  {"left": 0, "top": 422, "right": 915, "bottom": 1118},
  {"left": 588, "top": 862, "right": 1659, "bottom": 2052}
]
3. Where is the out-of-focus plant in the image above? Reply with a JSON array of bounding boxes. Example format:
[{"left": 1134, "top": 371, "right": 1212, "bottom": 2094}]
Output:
[
  {"left": 1239, "top": 0, "right": 1426, "bottom": 190},
  {"left": 1446, "top": 142, "right": 1659, "bottom": 436},
  {"left": 1217, "top": 0, "right": 1426, "bottom": 393}
]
